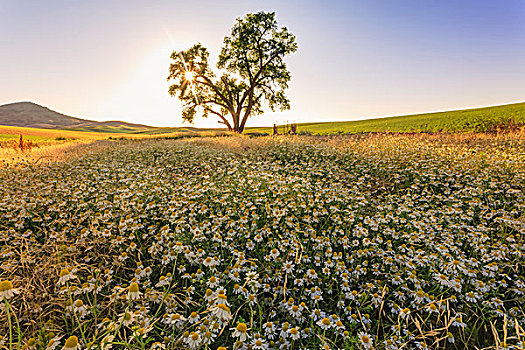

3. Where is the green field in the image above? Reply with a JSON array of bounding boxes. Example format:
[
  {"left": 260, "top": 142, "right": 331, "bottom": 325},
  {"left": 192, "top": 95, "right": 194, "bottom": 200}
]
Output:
[
  {"left": 46, "top": 102, "right": 525, "bottom": 135},
  {"left": 72, "top": 102, "right": 525, "bottom": 135},
  {"left": 248, "top": 102, "right": 525, "bottom": 135}
]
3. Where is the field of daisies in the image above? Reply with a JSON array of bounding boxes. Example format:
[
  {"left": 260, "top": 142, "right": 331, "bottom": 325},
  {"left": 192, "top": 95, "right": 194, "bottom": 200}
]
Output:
[{"left": 1, "top": 134, "right": 524, "bottom": 350}]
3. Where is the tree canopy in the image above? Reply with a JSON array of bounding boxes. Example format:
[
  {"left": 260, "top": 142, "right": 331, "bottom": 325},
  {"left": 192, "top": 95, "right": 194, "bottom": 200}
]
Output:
[{"left": 167, "top": 12, "right": 297, "bottom": 133}]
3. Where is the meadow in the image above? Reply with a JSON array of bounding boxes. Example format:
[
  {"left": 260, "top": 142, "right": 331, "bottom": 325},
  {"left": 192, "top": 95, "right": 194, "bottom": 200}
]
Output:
[{"left": 0, "top": 133, "right": 524, "bottom": 349}]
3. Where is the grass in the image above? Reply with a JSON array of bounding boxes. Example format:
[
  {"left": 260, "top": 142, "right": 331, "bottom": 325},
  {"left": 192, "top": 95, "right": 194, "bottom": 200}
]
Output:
[{"left": 247, "top": 102, "right": 525, "bottom": 135}]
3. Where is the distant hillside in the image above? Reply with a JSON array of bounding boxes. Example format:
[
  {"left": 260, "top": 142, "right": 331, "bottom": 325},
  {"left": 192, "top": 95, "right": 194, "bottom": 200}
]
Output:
[
  {"left": 0, "top": 102, "right": 156, "bottom": 133},
  {"left": 248, "top": 102, "right": 525, "bottom": 135}
]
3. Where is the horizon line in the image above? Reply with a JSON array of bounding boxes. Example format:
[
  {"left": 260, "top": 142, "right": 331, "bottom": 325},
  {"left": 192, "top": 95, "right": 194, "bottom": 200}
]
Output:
[{"left": 1, "top": 99, "right": 524, "bottom": 129}]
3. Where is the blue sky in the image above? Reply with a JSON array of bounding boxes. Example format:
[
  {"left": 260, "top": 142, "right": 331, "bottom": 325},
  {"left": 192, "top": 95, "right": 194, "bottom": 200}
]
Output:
[{"left": 1, "top": 0, "right": 524, "bottom": 127}]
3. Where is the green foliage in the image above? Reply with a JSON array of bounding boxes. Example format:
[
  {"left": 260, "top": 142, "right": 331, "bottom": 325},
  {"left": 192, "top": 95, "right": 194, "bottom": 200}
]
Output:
[{"left": 167, "top": 11, "right": 297, "bottom": 132}]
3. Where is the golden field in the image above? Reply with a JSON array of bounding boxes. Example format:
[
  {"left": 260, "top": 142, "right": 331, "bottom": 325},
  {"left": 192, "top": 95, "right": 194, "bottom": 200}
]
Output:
[{"left": 0, "top": 125, "right": 227, "bottom": 167}]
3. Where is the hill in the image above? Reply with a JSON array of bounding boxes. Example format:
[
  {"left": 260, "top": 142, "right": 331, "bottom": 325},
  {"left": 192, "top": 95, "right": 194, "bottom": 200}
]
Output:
[
  {"left": 0, "top": 102, "right": 155, "bottom": 133},
  {"left": 248, "top": 102, "right": 525, "bottom": 135}
]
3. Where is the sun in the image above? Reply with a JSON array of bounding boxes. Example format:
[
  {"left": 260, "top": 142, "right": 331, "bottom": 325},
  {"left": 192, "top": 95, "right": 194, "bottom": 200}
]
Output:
[{"left": 185, "top": 71, "right": 195, "bottom": 81}]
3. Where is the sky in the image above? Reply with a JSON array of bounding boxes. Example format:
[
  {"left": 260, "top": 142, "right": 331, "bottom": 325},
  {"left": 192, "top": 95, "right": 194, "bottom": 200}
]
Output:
[{"left": 1, "top": 0, "right": 524, "bottom": 128}]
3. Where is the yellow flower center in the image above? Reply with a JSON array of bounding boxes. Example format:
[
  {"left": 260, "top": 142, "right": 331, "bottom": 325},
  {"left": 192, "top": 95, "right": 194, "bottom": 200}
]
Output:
[
  {"left": 0, "top": 280, "right": 13, "bottom": 292},
  {"left": 65, "top": 336, "right": 78, "bottom": 348},
  {"left": 236, "top": 322, "right": 248, "bottom": 333},
  {"left": 217, "top": 303, "right": 230, "bottom": 312},
  {"left": 129, "top": 282, "right": 139, "bottom": 293}
]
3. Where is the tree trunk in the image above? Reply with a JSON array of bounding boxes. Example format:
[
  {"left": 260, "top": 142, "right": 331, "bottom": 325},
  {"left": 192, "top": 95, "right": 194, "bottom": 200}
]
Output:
[
  {"left": 231, "top": 111, "right": 242, "bottom": 133},
  {"left": 238, "top": 93, "right": 254, "bottom": 133}
]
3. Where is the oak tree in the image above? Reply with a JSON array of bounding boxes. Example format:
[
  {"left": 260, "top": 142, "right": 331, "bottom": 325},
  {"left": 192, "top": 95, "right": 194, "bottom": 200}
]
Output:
[{"left": 167, "top": 12, "right": 297, "bottom": 133}]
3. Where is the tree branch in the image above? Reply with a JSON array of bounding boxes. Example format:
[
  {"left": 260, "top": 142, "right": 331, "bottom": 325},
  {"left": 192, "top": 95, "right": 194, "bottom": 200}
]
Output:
[
  {"left": 203, "top": 106, "right": 232, "bottom": 130},
  {"left": 195, "top": 75, "right": 235, "bottom": 113}
]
